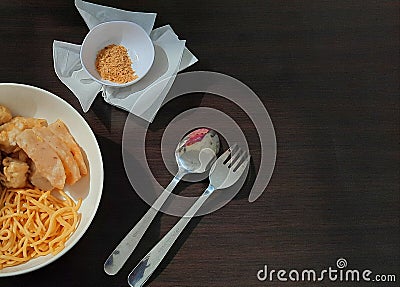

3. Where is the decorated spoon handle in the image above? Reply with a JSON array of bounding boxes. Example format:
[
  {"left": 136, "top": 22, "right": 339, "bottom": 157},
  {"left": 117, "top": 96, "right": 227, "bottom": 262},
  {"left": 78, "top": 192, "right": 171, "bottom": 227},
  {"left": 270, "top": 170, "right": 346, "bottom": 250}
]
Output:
[{"left": 104, "top": 170, "right": 185, "bottom": 275}]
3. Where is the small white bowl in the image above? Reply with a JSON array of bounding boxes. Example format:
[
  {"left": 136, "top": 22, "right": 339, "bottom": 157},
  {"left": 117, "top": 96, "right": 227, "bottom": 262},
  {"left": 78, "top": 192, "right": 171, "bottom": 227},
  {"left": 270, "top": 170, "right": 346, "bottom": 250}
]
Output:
[{"left": 80, "top": 21, "right": 154, "bottom": 87}]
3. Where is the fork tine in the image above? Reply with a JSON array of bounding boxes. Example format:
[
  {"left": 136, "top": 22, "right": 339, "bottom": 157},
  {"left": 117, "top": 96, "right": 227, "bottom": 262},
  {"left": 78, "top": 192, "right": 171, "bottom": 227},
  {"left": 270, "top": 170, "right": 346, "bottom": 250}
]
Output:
[
  {"left": 229, "top": 143, "right": 238, "bottom": 153},
  {"left": 218, "top": 143, "right": 237, "bottom": 163},
  {"left": 231, "top": 151, "right": 247, "bottom": 170},
  {"left": 218, "top": 146, "right": 234, "bottom": 164},
  {"left": 226, "top": 146, "right": 242, "bottom": 167},
  {"left": 233, "top": 154, "right": 251, "bottom": 173}
]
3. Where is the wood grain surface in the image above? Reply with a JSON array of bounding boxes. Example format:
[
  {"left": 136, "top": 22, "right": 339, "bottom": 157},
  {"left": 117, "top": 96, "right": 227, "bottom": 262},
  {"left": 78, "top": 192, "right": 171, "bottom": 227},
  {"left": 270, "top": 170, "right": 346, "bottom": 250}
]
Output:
[{"left": 0, "top": 1, "right": 398, "bottom": 286}]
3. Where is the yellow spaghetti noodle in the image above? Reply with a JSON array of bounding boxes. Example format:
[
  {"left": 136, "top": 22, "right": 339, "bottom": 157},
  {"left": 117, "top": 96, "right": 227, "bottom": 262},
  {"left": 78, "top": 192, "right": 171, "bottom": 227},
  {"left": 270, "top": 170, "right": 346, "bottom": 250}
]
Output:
[{"left": 0, "top": 188, "right": 81, "bottom": 269}]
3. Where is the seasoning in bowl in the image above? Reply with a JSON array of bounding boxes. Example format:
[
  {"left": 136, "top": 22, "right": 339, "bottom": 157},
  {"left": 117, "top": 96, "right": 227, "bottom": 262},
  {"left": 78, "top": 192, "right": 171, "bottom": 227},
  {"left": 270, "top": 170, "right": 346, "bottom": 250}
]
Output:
[{"left": 95, "top": 44, "right": 138, "bottom": 84}]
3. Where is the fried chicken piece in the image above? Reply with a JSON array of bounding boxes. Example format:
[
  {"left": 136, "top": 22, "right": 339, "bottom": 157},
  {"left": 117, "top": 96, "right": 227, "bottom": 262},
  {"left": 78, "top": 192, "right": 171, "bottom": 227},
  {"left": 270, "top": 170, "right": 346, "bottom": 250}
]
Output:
[
  {"left": 0, "top": 116, "right": 48, "bottom": 153},
  {"left": 0, "top": 157, "right": 29, "bottom": 188},
  {"left": 0, "top": 105, "right": 12, "bottom": 125}
]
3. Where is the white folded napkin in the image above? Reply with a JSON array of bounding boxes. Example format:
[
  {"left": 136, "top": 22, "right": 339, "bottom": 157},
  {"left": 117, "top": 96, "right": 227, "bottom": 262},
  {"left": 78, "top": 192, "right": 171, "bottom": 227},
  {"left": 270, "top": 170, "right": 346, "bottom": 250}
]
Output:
[{"left": 53, "top": 0, "right": 198, "bottom": 122}]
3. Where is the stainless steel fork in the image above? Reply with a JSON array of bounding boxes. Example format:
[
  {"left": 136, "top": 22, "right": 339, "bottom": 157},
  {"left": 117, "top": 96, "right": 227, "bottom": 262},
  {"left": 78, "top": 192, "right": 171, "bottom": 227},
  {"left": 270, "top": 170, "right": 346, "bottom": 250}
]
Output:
[{"left": 127, "top": 145, "right": 250, "bottom": 287}]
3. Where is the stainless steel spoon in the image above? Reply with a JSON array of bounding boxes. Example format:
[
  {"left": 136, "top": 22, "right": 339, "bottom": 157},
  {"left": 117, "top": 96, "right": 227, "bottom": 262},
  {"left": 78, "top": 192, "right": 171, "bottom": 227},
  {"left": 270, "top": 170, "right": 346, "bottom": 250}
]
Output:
[{"left": 104, "top": 129, "right": 220, "bottom": 275}]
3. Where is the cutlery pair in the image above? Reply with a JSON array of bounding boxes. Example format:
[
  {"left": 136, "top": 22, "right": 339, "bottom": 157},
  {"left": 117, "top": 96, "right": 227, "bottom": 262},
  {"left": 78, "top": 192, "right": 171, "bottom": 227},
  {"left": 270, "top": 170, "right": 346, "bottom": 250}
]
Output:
[
  {"left": 105, "top": 143, "right": 250, "bottom": 287},
  {"left": 105, "top": 128, "right": 220, "bottom": 276}
]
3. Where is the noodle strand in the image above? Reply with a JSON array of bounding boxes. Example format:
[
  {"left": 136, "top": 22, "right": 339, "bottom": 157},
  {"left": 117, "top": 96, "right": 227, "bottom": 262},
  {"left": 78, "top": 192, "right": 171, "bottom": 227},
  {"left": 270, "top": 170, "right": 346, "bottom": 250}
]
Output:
[{"left": 0, "top": 188, "right": 81, "bottom": 269}]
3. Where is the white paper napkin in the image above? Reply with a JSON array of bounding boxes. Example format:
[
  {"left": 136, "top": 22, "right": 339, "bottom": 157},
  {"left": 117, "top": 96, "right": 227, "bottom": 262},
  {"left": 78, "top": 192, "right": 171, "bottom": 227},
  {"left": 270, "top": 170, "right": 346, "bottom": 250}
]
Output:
[{"left": 53, "top": 0, "right": 198, "bottom": 122}]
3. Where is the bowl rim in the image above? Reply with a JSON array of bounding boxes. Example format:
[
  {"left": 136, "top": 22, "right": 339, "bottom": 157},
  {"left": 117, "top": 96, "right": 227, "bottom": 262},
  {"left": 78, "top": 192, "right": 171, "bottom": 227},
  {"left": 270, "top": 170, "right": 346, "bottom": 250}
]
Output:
[
  {"left": 80, "top": 20, "right": 155, "bottom": 88},
  {"left": 0, "top": 82, "right": 104, "bottom": 276}
]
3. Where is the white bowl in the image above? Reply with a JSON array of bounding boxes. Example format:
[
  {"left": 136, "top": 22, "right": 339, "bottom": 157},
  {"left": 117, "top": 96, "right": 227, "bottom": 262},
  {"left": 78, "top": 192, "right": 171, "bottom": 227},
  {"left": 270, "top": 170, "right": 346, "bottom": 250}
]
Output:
[
  {"left": 80, "top": 21, "right": 154, "bottom": 87},
  {"left": 0, "top": 83, "right": 103, "bottom": 276}
]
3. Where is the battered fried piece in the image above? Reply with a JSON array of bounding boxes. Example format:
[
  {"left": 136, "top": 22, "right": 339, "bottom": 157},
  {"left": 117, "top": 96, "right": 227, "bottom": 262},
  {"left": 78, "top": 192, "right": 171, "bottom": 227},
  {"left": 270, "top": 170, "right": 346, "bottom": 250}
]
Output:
[
  {"left": 0, "top": 116, "right": 48, "bottom": 153},
  {"left": 0, "top": 105, "right": 12, "bottom": 125},
  {"left": 16, "top": 129, "right": 65, "bottom": 190},
  {"left": 48, "top": 120, "right": 87, "bottom": 176},
  {"left": 0, "top": 157, "right": 29, "bottom": 188},
  {"left": 29, "top": 161, "right": 53, "bottom": 191},
  {"left": 32, "top": 126, "right": 81, "bottom": 185}
]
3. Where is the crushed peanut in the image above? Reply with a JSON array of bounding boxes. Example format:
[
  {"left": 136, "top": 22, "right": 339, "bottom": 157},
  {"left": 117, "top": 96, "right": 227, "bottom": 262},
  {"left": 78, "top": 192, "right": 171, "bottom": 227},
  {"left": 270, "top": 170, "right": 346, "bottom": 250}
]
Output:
[{"left": 95, "top": 44, "right": 138, "bottom": 84}]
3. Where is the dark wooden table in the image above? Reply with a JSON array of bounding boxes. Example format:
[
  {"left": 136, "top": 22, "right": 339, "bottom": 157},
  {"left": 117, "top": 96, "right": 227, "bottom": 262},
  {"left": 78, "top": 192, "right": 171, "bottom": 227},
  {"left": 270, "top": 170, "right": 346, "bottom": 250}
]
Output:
[{"left": 0, "top": 1, "right": 398, "bottom": 286}]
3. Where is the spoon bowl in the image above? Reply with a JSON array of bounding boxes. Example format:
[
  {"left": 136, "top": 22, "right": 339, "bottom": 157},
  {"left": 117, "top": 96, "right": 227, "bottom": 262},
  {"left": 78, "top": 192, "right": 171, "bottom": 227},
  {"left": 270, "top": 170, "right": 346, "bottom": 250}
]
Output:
[{"left": 175, "top": 128, "right": 220, "bottom": 174}]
